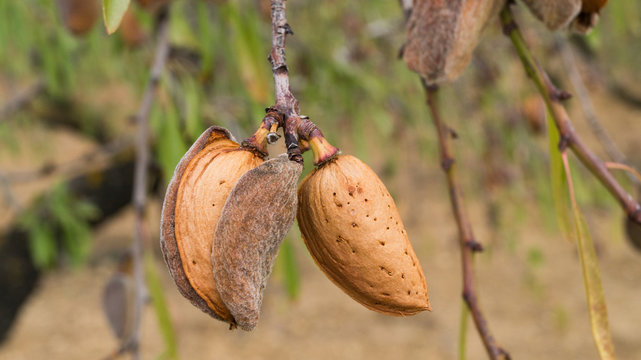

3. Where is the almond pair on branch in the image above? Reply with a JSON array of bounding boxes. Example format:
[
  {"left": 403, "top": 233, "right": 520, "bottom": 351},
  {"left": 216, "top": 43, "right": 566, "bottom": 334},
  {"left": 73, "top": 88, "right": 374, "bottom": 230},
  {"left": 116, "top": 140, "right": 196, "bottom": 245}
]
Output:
[{"left": 160, "top": 121, "right": 431, "bottom": 330}]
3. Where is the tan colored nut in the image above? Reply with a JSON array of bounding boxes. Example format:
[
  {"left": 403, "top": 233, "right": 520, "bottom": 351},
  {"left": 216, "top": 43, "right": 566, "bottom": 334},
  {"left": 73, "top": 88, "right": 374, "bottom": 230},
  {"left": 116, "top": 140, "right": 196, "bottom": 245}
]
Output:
[
  {"left": 58, "top": 0, "right": 100, "bottom": 36},
  {"left": 570, "top": 0, "right": 609, "bottom": 33},
  {"left": 160, "top": 126, "right": 264, "bottom": 325},
  {"left": 297, "top": 155, "right": 431, "bottom": 316},
  {"left": 581, "top": 0, "right": 608, "bottom": 14},
  {"left": 520, "top": 0, "right": 582, "bottom": 30},
  {"left": 521, "top": 95, "right": 546, "bottom": 135},
  {"left": 403, "top": 0, "right": 505, "bottom": 85},
  {"left": 213, "top": 154, "right": 302, "bottom": 331}
]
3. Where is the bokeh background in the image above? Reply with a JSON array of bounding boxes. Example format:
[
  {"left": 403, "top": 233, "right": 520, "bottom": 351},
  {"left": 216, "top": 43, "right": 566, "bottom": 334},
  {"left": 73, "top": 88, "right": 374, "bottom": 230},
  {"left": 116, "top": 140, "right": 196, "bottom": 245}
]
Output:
[{"left": 1, "top": 1, "right": 640, "bottom": 359}]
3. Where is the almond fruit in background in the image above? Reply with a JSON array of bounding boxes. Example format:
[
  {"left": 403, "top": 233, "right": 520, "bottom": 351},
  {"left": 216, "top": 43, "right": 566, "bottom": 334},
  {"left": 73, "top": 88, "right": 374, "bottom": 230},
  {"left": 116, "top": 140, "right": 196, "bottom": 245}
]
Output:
[
  {"left": 213, "top": 154, "right": 302, "bottom": 331},
  {"left": 520, "top": 0, "right": 582, "bottom": 30},
  {"left": 297, "top": 155, "right": 430, "bottom": 316},
  {"left": 57, "top": 0, "right": 99, "bottom": 36},
  {"left": 403, "top": 0, "right": 505, "bottom": 85},
  {"left": 160, "top": 126, "right": 264, "bottom": 326},
  {"left": 571, "top": 0, "right": 609, "bottom": 33}
]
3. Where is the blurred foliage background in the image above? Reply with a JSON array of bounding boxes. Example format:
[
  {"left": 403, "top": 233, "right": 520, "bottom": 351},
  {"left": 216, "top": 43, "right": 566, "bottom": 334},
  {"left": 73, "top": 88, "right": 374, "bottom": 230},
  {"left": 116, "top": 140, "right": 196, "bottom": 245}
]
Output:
[{"left": 0, "top": 0, "right": 640, "bottom": 359}]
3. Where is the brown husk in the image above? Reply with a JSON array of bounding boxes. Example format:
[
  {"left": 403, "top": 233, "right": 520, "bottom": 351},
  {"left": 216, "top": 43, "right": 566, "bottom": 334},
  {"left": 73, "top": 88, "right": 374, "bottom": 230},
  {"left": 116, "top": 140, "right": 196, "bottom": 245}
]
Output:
[
  {"left": 212, "top": 154, "right": 302, "bottom": 331},
  {"left": 160, "top": 126, "right": 263, "bottom": 325},
  {"left": 403, "top": 0, "right": 505, "bottom": 85}
]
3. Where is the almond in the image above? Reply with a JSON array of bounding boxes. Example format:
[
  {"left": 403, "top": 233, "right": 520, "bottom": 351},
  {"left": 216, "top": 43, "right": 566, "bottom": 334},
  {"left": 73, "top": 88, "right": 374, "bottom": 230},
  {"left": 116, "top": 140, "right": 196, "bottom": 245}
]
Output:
[
  {"left": 297, "top": 155, "right": 430, "bottom": 316},
  {"left": 213, "top": 154, "right": 302, "bottom": 331},
  {"left": 403, "top": 0, "right": 505, "bottom": 85},
  {"left": 160, "top": 126, "right": 263, "bottom": 325},
  {"left": 58, "top": 0, "right": 100, "bottom": 36},
  {"left": 520, "top": 0, "right": 582, "bottom": 30}
]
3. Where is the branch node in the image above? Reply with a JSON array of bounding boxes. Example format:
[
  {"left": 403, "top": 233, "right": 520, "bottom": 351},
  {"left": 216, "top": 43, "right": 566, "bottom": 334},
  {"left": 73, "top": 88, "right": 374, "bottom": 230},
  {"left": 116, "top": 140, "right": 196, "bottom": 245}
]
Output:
[
  {"left": 558, "top": 135, "right": 570, "bottom": 151},
  {"left": 441, "top": 157, "right": 455, "bottom": 172},
  {"left": 551, "top": 88, "right": 572, "bottom": 102},
  {"left": 465, "top": 240, "right": 484, "bottom": 252},
  {"left": 630, "top": 206, "right": 641, "bottom": 225},
  {"left": 281, "top": 23, "right": 294, "bottom": 35},
  {"left": 448, "top": 127, "right": 459, "bottom": 139}
]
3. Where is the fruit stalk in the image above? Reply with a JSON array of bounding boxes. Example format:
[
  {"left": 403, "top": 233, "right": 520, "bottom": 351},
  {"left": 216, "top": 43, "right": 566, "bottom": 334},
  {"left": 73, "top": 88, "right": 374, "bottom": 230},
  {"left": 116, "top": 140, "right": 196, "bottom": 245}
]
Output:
[
  {"left": 423, "top": 84, "right": 509, "bottom": 360},
  {"left": 500, "top": 2, "right": 641, "bottom": 225},
  {"left": 297, "top": 117, "right": 339, "bottom": 166},
  {"left": 242, "top": 109, "right": 282, "bottom": 156},
  {"left": 268, "top": 0, "right": 302, "bottom": 164}
]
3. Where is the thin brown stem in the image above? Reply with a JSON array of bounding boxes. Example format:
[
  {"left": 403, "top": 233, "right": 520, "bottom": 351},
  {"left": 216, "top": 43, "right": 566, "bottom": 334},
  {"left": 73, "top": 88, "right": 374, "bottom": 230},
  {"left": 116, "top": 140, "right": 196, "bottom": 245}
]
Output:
[
  {"left": 500, "top": 3, "right": 641, "bottom": 225},
  {"left": 269, "top": 0, "right": 302, "bottom": 164},
  {"left": 423, "top": 84, "right": 509, "bottom": 360},
  {"left": 129, "top": 5, "right": 171, "bottom": 359},
  {"left": 557, "top": 38, "right": 639, "bottom": 188},
  {"left": 266, "top": 0, "right": 338, "bottom": 165}
]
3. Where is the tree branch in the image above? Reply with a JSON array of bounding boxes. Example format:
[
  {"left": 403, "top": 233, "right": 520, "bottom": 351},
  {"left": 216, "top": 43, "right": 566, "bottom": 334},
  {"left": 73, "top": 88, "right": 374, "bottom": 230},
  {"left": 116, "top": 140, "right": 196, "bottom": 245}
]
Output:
[
  {"left": 500, "top": 3, "right": 641, "bottom": 225},
  {"left": 423, "top": 83, "right": 510, "bottom": 360},
  {"left": 128, "top": 5, "right": 171, "bottom": 359},
  {"left": 557, "top": 37, "right": 639, "bottom": 188},
  {"left": 269, "top": 0, "right": 303, "bottom": 164}
]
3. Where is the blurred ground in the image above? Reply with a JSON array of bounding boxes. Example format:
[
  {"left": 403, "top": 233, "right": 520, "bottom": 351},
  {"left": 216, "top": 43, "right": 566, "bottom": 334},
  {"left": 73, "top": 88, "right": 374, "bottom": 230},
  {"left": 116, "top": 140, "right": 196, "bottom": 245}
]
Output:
[{"left": 0, "top": 84, "right": 640, "bottom": 360}]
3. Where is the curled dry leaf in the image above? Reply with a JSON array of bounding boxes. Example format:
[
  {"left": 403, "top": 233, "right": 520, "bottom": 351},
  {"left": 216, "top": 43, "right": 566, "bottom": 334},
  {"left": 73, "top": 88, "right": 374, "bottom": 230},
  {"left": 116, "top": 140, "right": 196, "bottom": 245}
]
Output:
[
  {"left": 297, "top": 155, "right": 430, "bottom": 316},
  {"left": 160, "top": 126, "right": 263, "bottom": 325},
  {"left": 213, "top": 154, "right": 302, "bottom": 331},
  {"left": 403, "top": 0, "right": 506, "bottom": 85},
  {"left": 102, "top": 253, "right": 135, "bottom": 344}
]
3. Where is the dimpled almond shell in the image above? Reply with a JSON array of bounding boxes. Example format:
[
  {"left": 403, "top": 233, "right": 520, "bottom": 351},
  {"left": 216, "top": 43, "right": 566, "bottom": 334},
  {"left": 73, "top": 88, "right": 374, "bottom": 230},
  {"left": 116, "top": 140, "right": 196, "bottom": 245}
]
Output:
[
  {"left": 160, "top": 126, "right": 263, "bottom": 324},
  {"left": 213, "top": 154, "right": 302, "bottom": 331},
  {"left": 297, "top": 155, "right": 430, "bottom": 316}
]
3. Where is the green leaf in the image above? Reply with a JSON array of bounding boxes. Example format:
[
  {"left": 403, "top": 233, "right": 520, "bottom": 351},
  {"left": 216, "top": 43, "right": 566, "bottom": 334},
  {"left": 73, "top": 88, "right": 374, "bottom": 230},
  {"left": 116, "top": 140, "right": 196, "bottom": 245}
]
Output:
[
  {"left": 279, "top": 237, "right": 300, "bottom": 300},
  {"left": 156, "top": 102, "right": 188, "bottom": 183},
  {"left": 144, "top": 253, "right": 178, "bottom": 360},
  {"left": 223, "top": 2, "right": 270, "bottom": 104},
  {"left": 458, "top": 301, "right": 469, "bottom": 360},
  {"left": 562, "top": 153, "right": 616, "bottom": 359},
  {"left": 102, "top": 0, "right": 131, "bottom": 34},
  {"left": 547, "top": 114, "right": 574, "bottom": 242},
  {"left": 183, "top": 77, "right": 203, "bottom": 140}
]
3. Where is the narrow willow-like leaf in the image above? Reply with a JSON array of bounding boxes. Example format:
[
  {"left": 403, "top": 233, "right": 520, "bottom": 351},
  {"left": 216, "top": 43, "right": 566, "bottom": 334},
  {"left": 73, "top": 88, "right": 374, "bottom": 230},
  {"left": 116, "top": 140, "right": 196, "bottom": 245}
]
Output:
[
  {"left": 458, "top": 301, "right": 469, "bottom": 360},
  {"left": 144, "top": 253, "right": 178, "bottom": 360},
  {"left": 183, "top": 77, "right": 203, "bottom": 141},
  {"left": 562, "top": 152, "right": 616, "bottom": 360},
  {"left": 102, "top": 0, "right": 131, "bottom": 34},
  {"left": 156, "top": 101, "right": 188, "bottom": 183},
  {"left": 279, "top": 237, "right": 300, "bottom": 300},
  {"left": 223, "top": 1, "right": 270, "bottom": 104},
  {"left": 547, "top": 114, "right": 574, "bottom": 241}
]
